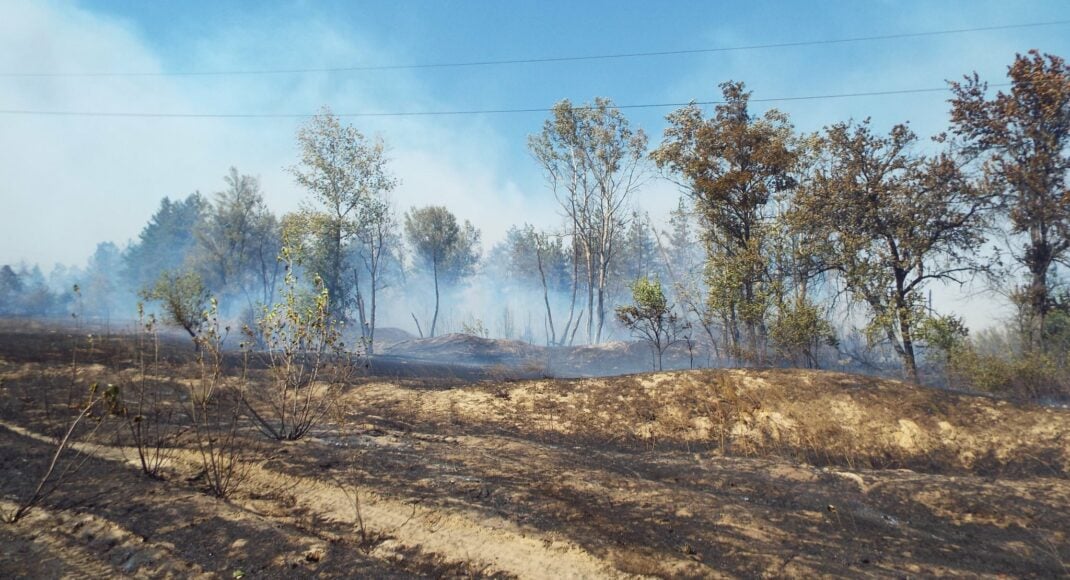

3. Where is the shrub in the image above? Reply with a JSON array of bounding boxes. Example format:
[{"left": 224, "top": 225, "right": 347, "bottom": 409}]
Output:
[{"left": 241, "top": 261, "right": 360, "bottom": 441}]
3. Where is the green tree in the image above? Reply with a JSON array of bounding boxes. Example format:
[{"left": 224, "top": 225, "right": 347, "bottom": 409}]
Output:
[
  {"left": 616, "top": 276, "right": 688, "bottom": 370},
  {"left": 140, "top": 270, "right": 210, "bottom": 342},
  {"left": 289, "top": 107, "right": 398, "bottom": 321},
  {"left": 123, "top": 194, "right": 207, "bottom": 293},
  {"left": 949, "top": 51, "right": 1070, "bottom": 351},
  {"left": 404, "top": 205, "right": 480, "bottom": 337},
  {"left": 768, "top": 297, "right": 836, "bottom": 369},
  {"left": 195, "top": 167, "right": 282, "bottom": 308},
  {"left": 653, "top": 82, "right": 798, "bottom": 363},
  {"left": 916, "top": 314, "right": 969, "bottom": 386},
  {"left": 790, "top": 120, "right": 991, "bottom": 383},
  {"left": 82, "top": 242, "right": 124, "bottom": 326}
]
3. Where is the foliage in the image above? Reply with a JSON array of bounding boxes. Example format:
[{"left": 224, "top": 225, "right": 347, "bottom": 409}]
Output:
[
  {"left": 241, "top": 252, "right": 359, "bottom": 441},
  {"left": 404, "top": 205, "right": 481, "bottom": 337},
  {"left": 461, "top": 317, "right": 489, "bottom": 338},
  {"left": 122, "top": 193, "right": 207, "bottom": 293},
  {"left": 489, "top": 224, "right": 576, "bottom": 345},
  {"left": 140, "top": 270, "right": 210, "bottom": 341},
  {"left": 616, "top": 276, "right": 689, "bottom": 370},
  {"left": 789, "top": 120, "right": 991, "bottom": 382},
  {"left": 529, "top": 97, "right": 648, "bottom": 343},
  {"left": 950, "top": 347, "right": 1068, "bottom": 400},
  {"left": 194, "top": 167, "right": 282, "bottom": 306},
  {"left": 653, "top": 81, "right": 798, "bottom": 362},
  {"left": 949, "top": 51, "right": 1070, "bottom": 351},
  {"left": 768, "top": 297, "right": 836, "bottom": 369},
  {"left": 0, "top": 264, "right": 65, "bottom": 317},
  {"left": 289, "top": 107, "right": 398, "bottom": 321}
]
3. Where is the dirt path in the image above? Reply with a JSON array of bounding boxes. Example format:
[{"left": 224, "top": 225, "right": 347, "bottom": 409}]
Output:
[{"left": 0, "top": 420, "right": 619, "bottom": 579}]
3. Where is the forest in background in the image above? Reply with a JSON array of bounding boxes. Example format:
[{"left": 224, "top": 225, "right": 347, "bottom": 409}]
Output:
[{"left": 2, "top": 51, "right": 1068, "bottom": 400}]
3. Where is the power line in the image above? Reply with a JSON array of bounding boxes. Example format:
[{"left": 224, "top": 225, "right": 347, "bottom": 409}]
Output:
[
  {"left": 0, "top": 84, "right": 1010, "bottom": 119},
  {"left": 2, "top": 20, "right": 1066, "bottom": 78}
]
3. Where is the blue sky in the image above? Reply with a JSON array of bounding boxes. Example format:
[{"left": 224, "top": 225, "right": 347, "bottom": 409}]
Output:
[{"left": 2, "top": 0, "right": 1069, "bottom": 325}]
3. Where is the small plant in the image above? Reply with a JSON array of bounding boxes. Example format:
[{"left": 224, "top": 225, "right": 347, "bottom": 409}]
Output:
[
  {"left": 461, "top": 317, "right": 489, "bottom": 338},
  {"left": 241, "top": 253, "right": 360, "bottom": 441},
  {"left": 140, "top": 270, "right": 210, "bottom": 344},
  {"left": 4, "top": 383, "right": 109, "bottom": 523},
  {"left": 616, "top": 276, "right": 690, "bottom": 371},
  {"left": 916, "top": 313, "right": 969, "bottom": 387},
  {"left": 119, "top": 304, "right": 183, "bottom": 479},
  {"left": 188, "top": 300, "right": 248, "bottom": 498}
]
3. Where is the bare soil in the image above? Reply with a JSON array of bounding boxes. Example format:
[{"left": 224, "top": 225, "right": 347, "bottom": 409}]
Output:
[{"left": 1, "top": 322, "right": 1068, "bottom": 578}]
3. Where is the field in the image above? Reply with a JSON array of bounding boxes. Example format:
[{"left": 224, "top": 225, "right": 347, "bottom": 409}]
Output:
[{"left": 1, "top": 320, "right": 1069, "bottom": 578}]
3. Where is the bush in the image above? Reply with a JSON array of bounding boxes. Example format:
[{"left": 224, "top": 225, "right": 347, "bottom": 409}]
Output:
[
  {"left": 950, "top": 346, "right": 1070, "bottom": 400},
  {"left": 241, "top": 262, "right": 360, "bottom": 441}
]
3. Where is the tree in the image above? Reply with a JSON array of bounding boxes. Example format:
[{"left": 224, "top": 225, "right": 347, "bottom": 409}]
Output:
[
  {"left": 653, "top": 196, "right": 723, "bottom": 362},
  {"left": 916, "top": 313, "right": 969, "bottom": 387},
  {"left": 123, "top": 194, "right": 207, "bottom": 293},
  {"left": 653, "top": 82, "right": 798, "bottom": 363},
  {"left": 768, "top": 296, "right": 836, "bottom": 369},
  {"left": 529, "top": 98, "right": 648, "bottom": 343},
  {"left": 404, "top": 206, "right": 480, "bottom": 337},
  {"left": 491, "top": 224, "right": 575, "bottom": 345},
  {"left": 619, "top": 210, "right": 661, "bottom": 287},
  {"left": 289, "top": 107, "right": 398, "bottom": 321},
  {"left": 0, "top": 265, "right": 23, "bottom": 316},
  {"left": 195, "top": 167, "right": 282, "bottom": 309},
  {"left": 82, "top": 242, "right": 124, "bottom": 326},
  {"left": 790, "top": 120, "right": 992, "bottom": 383},
  {"left": 352, "top": 192, "right": 403, "bottom": 355},
  {"left": 140, "top": 270, "right": 210, "bottom": 342},
  {"left": 616, "top": 276, "right": 688, "bottom": 371},
  {"left": 949, "top": 51, "right": 1070, "bottom": 351}
]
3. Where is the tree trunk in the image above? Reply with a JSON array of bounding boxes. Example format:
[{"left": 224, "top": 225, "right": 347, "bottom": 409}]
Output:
[
  {"left": 900, "top": 319, "right": 919, "bottom": 384},
  {"left": 559, "top": 242, "right": 580, "bottom": 346},
  {"left": 430, "top": 257, "right": 440, "bottom": 338},
  {"left": 894, "top": 285, "right": 920, "bottom": 384},
  {"left": 1027, "top": 225, "right": 1052, "bottom": 351},
  {"left": 585, "top": 247, "right": 595, "bottom": 344},
  {"left": 369, "top": 271, "right": 377, "bottom": 356},
  {"left": 535, "top": 240, "right": 556, "bottom": 345}
]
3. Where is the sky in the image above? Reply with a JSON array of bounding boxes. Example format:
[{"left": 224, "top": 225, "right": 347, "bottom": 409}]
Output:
[{"left": 1, "top": 0, "right": 1069, "bottom": 327}]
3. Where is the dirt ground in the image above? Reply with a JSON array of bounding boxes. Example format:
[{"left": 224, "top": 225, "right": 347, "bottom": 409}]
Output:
[{"left": 0, "top": 322, "right": 1068, "bottom": 578}]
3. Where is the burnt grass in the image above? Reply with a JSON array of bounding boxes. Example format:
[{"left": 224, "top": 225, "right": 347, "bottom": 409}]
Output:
[{"left": 1, "top": 319, "right": 1069, "bottom": 578}]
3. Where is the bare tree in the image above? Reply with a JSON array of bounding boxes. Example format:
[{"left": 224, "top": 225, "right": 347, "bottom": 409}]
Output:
[
  {"left": 529, "top": 98, "right": 648, "bottom": 343},
  {"left": 353, "top": 195, "right": 402, "bottom": 355}
]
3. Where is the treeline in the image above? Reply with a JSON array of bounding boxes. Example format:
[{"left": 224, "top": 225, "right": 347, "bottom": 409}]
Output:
[{"left": 2, "top": 51, "right": 1067, "bottom": 398}]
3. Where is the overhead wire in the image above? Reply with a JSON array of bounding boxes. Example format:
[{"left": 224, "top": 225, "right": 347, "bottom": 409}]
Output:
[
  {"left": 0, "top": 84, "right": 1013, "bottom": 119},
  {"left": 0, "top": 20, "right": 1066, "bottom": 78}
]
